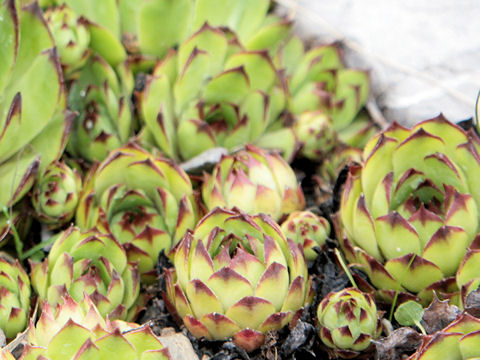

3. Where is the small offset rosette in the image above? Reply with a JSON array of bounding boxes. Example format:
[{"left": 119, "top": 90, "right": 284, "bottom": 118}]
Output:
[
  {"left": 44, "top": 4, "right": 91, "bottom": 77},
  {"left": 0, "top": 258, "right": 30, "bottom": 339},
  {"left": 281, "top": 210, "right": 330, "bottom": 261},
  {"left": 67, "top": 55, "right": 134, "bottom": 162},
  {"left": 293, "top": 111, "right": 338, "bottom": 160},
  {"left": 30, "top": 227, "right": 141, "bottom": 321},
  {"left": 32, "top": 161, "right": 82, "bottom": 227},
  {"left": 317, "top": 287, "right": 381, "bottom": 358},
  {"left": 202, "top": 145, "right": 305, "bottom": 221},
  {"left": 165, "top": 207, "right": 312, "bottom": 352}
]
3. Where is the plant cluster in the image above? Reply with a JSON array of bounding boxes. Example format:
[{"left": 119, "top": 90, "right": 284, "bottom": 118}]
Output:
[{"left": 1, "top": 0, "right": 478, "bottom": 359}]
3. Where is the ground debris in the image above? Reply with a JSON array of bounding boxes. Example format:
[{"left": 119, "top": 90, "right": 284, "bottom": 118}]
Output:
[
  {"left": 421, "top": 295, "right": 461, "bottom": 334},
  {"left": 464, "top": 288, "right": 480, "bottom": 318},
  {"left": 374, "top": 327, "right": 422, "bottom": 360}
]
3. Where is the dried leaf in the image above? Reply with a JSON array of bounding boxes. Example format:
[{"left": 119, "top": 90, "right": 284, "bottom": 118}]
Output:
[{"left": 421, "top": 295, "right": 461, "bottom": 334}]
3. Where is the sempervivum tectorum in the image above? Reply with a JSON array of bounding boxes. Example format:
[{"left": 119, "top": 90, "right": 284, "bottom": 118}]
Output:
[
  {"left": 165, "top": 207, "right": 312, "bottom": 352},
  {"left": 44, "top": 4, "right": 91, "bottom": 78},
  {"left": 275, "top": 41, "right": 371, "bottom": 145},
  {"left": 0, "top": 258, "right": 31, "bottom": 339},
  {"left": 202, "top": 145, "right": 305, "bottom": 221},
  {"left": 67, "top": 54, "right": 134, "bottom": 162},
  {"left": 293, "top": 111, "right": 338, "bottom": 160},
  {"left": 30, "top": 226, "right": 140, "bottom": 321},
  {"left": 139, "top": 23, "right": 297, "bottom": 162},
  {"left": 76, "top": 143, "right": 197, "bottom": 282},
  {"left": 280, "top": 210, "right": 330, "bottom": 261},
  {"left": 32, "top": 161, "right": 82, "bottom": 227},
  {"left": 317, "top": 287, "right": 382, "bottom": 358},
  {"left": 339, "top": 116, "right": 480, "bottom": 303},
  {"left": 20, "top": 294, "right": 171, "bottom": 360}
]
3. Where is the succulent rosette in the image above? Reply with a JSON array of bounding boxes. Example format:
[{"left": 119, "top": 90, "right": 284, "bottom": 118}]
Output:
[
  {"left": 30, "top": 227, "right": 140, "bottom": 320},
  {"left": 408, "top": 313, "right": 480, "bottom": 360},
  {"left": 0, "top": 259, "right": 30, "bottom": 339},
  {"left": 44, "top": 4, "right": 91, "bottom": 78},
  {"left": 284, "top": 44, "right": 369, "bottom": 134},
  {"left": 293, "top": 111, "right": 338, "bottom": 160},
  {"left": 76, "top": 144, "right": 197, "bottom": 282},
  {"left": 281, "top": 210, "right": 330, "bottom": 261},
  {"left": 32, "top": 161, "right": 82, "bottom": 227},
  {"left": 67, "top": 54, "right": 134, "bottom": 162},
  {"left": 21, "top": 294, "right": 171, "bottom": 360},
  {"left": 139, "top": 23, "right": 297, "bottom": 162},
  {"left": 317, "top": 287, "right": 382, "bottom": 357},
  {"left": 339, "top": 116, "right": 480, "bottom": 301},
  {"left": 165, "top": 207, "right": 312, "bottom": 352},
  {"left": 202, "top": 145, "right": 305, "bottom": 221},
  {"left": 274, "top": 40, "right": 372, "bottom": 150},
  {"left": 0, "top": 0, "right": 70, "bottom": 240},
  {"left": 39, "top": 0, "right": 127, "bottom": 67},
  {"left": 319, "top": 146, "right": 363, "bottom": 185}
]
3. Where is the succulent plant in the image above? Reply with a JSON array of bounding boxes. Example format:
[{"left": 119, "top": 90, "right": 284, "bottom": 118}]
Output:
[
  {"left": 44, "top": 4, "right": 91, "bottom": 78},
  {"left": 0, "top": 0, "right": 70, "bottom": 241},
  {"left": 137, "top": 0, "right": 275, "bottom": 58},
  {"left": 274, "top": 39, "right": 372, "bottom": 155},
  {"left": 165, "top": 207, "right": 312, "bottom": 352},
  {"left": 293, "top": 111, "right": 338, "bottom": 160},
  {"left": 46, "top": 0, "right": 280, "bottom": 68},
  {"left": 317, "top": 287, "right": 382, "bottom": 357},
  {"left": 139, "top": 23, "right": 297, "bottom": 162},
  {"left": 30, "top": 227, "right": 141, "bottom": 320},
  {"left": 408, "top": 313, "right": 480, "bottom": 360},
  {"left": 319, "top": 146, "right": 363, "bottom": 185},
  {"left": 0, "top": 259, "right": 30, "bottom": 339},
  {"left": 76, "top": 144, "right": 197, "bottom": 282},
  {"left": 21, "top": 294, "right": 171, "bottom": 359},
  {"left": 339, "top": 116, "right": 480, "bottom": 301},
  {"left": 67, "top": 55, "right": 134, "bottom": 162},
  {"left": 32, "top": 161, "right": 82, "bottom": 227},
  {"left": 281, "top": 210, "right": 330, "bottom": 261},
  {"left": 283, "top": 44, "right": 369, "bottom": 134},
  {"left": 202, "top": 145, "right": 305, "bottom": 221},
  {"left": 456, "top": 247, "right": 480, "bottom": 307},
  {"left": 39, "top": 0, "right": 128, "bottom": 67}
]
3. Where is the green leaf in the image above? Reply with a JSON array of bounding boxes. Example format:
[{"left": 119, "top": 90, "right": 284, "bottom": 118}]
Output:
[
  {"left": 174, "top": 49, "right": 210, "bottom": 112},
  {"left": 177, "top": 24, "right": 228, "bottom": 77},
  {"left": 225, "top": 52, "right": 276, "bottom": 92},
  {"left": 192, "top": 0, "right": 269, "bottom": 42},
  {"left": 138, "top": 0, "right": 192, "bottom": 57},
  {"left": 0, "top": 0, "right": 18, "bottom": 94},
  {"left": 246, "top": 19, "right": 291, "bottom": 55},
  {"left": 204, "top": 67, "right": 250, "bottom": 104},
  {"left": 394, "top": 300, "right": 425, "bottom": 334},
  {"left": 88, "top": 23, "right": 127, "bottom": 67},
  {"left": 64, "top": 0, "right": 120, "bottom": 38}
]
